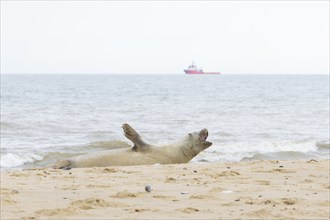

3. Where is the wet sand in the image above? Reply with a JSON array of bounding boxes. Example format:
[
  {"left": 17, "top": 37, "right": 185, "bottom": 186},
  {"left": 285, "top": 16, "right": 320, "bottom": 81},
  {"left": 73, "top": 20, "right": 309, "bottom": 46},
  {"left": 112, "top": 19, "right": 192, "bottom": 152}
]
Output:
[{"left": 1, "top": 160, "right": 329, "bottom": 219}]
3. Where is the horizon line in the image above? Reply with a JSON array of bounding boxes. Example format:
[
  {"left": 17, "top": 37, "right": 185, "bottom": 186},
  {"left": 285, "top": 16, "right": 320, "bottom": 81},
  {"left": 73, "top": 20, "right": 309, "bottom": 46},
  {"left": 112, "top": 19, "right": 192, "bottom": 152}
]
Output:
[{"left": 1, "top": 73, "right": 329, "bottom": 75}]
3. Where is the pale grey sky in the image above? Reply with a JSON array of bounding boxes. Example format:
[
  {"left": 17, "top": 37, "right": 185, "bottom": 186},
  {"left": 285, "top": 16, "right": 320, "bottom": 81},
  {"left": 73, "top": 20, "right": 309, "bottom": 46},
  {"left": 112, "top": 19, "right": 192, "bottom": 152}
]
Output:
[{"left": 1, "top": 1, "right": 329, "bottom": 74}]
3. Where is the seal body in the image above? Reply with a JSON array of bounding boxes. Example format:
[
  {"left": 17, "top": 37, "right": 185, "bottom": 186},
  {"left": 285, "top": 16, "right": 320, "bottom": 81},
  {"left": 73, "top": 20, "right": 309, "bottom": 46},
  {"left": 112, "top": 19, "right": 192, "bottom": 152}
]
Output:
[{"left": 53, "top": 124, "right": 212, "bottom": 169}]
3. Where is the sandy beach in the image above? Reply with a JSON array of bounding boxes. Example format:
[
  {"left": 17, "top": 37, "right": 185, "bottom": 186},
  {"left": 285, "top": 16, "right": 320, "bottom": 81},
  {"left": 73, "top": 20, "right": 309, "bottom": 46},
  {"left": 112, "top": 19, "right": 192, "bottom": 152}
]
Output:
[{"left": 1, "top": 160, "right": 329, "bottom": 219}]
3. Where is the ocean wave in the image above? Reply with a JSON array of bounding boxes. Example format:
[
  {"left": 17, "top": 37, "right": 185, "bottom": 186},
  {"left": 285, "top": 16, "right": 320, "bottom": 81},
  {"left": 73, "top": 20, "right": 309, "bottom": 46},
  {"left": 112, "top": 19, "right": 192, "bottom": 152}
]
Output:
[
  {"left": 241, "top": 151, "right": 317, "bottom": 161},
  {"left": 0, "top": 153, "right": 43, "bottom": 168},
  {"left": 216, "top": 132, "right": 233, "bottom": 137},
  {"left": 84, "top": 140, "right": 131, "bottom": 150},
  {"left": 0, "top": 121, "right": 19, "bottom": 129},
  {"left": 41, "top": 140, "right": 132, "bottom": 154},
  {"left": 316, "top": 141, "right": 330, "bottom": 149},
  {"left": 194, "top": 139, "right": 325, "bottom": 162},
  {"left": 210, "top": 139, "right": 319, "bottom": 154}
]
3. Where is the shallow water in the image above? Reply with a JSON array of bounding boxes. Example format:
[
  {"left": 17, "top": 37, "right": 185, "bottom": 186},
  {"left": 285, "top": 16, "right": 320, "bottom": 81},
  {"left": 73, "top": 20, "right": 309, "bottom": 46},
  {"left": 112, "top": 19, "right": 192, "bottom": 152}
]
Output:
[{"left": 1, "top": 74, "right": 329, "bottom": 168}]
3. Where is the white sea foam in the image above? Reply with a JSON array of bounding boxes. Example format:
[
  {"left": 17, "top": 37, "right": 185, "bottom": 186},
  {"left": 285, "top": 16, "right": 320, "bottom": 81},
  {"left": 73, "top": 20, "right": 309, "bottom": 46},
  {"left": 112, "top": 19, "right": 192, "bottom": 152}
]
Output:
[
  {"left": 0, "top": 153, "right": 43, "bottom": 168},
  {"left": 218, "top": 140, "right": 318, "bottom": 154},
  {"left": 193, "top": 139, "right": 322, "bottom": 162}
]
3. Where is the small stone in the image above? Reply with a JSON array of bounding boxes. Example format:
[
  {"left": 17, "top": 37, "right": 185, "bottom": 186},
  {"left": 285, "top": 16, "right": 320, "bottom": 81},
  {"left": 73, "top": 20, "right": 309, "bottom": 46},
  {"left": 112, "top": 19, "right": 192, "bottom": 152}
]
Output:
[
  {"left": 145, "top": 185, "right": 152, "bottom": 192},
  {"left": 193, "top": 170, "right": 197, "bottom": 173},
  {"left": 11, "top": 190, "right": 19, "bottom": 194}
]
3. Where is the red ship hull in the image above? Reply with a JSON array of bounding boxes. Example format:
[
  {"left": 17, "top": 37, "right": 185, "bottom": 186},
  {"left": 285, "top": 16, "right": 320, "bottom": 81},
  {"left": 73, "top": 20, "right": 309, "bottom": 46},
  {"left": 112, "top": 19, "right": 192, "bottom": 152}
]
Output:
[{"left": 184, "top": 70, "right": 221, "bottom": 74}]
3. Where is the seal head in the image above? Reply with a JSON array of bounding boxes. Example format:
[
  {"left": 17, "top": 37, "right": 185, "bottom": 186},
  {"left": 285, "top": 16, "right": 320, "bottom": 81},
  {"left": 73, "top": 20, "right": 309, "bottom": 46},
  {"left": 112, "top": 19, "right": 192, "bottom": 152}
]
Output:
[
  {"left": 199, "top": 128, "right": 212, "bottom": 148},
  {"left": 181, "top": 128, "right": 212, "bottom": 159}
]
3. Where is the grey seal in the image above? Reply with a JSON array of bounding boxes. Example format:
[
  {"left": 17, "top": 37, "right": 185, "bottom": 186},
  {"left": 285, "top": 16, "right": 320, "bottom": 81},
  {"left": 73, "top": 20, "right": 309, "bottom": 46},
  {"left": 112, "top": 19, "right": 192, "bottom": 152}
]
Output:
[{"left": 53, "top": 123, "right": 212, "bottom": 169}]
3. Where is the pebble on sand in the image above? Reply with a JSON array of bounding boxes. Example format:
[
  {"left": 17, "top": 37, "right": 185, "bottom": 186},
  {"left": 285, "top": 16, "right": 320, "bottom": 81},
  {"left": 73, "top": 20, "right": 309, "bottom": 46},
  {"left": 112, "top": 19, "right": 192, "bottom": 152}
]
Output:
[{"left": 145, "top": 185, "right": 152, "bottom": 192}]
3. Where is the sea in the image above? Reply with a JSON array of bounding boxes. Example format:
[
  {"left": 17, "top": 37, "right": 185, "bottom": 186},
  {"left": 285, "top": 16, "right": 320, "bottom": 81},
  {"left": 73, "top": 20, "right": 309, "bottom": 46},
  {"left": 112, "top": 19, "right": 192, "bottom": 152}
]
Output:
[{"left": 1, "top": 74, "right": 329, "bottom": 169}]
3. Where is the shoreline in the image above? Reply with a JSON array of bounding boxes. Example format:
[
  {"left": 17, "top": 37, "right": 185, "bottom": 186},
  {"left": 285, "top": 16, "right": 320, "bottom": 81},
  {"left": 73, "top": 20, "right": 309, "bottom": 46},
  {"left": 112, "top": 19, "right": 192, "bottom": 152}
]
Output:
[{"left": 1, "top": 159, "right": 329, "bottom": 219}]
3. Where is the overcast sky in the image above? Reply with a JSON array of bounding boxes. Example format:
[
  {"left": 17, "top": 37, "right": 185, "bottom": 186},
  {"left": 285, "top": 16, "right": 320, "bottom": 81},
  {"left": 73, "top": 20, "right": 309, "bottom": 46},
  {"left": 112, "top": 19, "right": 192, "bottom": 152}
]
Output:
[{"left": 1, "top": 1, "right": 329, "bottom": 74}]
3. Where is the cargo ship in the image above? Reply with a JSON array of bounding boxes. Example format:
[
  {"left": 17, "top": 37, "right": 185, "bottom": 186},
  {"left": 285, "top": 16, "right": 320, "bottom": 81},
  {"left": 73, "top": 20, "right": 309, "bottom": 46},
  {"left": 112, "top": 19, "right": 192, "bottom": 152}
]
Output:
[{"left": 184, "top": 62, "right": 221, "bottom": 74}]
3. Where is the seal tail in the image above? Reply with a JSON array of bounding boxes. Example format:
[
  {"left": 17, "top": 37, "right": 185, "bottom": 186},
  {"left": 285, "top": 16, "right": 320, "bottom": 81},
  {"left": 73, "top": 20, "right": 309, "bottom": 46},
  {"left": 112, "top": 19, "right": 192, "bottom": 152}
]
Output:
[{"left": 52, "top": 159, "right": 72, "bottom": 170}]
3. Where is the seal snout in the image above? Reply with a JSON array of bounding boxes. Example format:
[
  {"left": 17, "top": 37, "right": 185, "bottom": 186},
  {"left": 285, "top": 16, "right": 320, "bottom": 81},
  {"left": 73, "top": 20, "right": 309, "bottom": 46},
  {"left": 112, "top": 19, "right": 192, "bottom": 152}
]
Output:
[{"left": 200, "top": 129, "right": 209, "bottom": 141}]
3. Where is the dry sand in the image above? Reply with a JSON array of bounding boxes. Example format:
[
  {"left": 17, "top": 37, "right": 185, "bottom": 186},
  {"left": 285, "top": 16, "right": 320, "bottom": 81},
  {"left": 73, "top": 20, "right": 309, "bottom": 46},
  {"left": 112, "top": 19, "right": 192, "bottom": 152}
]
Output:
[{"left": 1, "top": 160, "right": 329, "bottom": 219}]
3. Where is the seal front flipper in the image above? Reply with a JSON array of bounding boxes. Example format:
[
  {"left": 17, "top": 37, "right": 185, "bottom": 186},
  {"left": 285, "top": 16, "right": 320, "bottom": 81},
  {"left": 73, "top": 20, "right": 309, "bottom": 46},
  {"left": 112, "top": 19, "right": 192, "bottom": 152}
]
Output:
[{"left": 122, "top": 123, "right": 150, "bottom": 152}]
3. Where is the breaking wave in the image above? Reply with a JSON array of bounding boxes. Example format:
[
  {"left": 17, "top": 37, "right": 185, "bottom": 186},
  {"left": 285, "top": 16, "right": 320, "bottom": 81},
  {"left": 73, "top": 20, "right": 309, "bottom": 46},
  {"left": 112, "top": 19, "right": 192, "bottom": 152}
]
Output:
[
  {"left": 1, "top": 153, "right": 43, "bottom": 168},
  {"left": 194, "top": 139, "right": 328, "bottom": 163},
  {"left": 241, "top": 151, "right": 321, "bottom": 161},
  {"left": 0, "top": 140, "right": 132, "bottom": 168},
  {"left": 316, "top": 141, "right": 330, "bottom": 150},
  {"left": 81, "top": 140, "right": 131, "bottom": 150}
]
